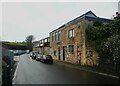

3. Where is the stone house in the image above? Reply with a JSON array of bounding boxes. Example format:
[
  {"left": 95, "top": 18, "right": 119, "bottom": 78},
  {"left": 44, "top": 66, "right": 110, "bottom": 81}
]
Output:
[
  {"left": 50, "top": 11, "right": 112, "bottom": 66},
  {"left": 33, "top": 37, "right": 50, "bottom": 55},
  {"left": 39, "top": 37, "right": 50, "bottom": 55},
  {"left": 33, "top": 41, "right": 39, "bottom": 52}
]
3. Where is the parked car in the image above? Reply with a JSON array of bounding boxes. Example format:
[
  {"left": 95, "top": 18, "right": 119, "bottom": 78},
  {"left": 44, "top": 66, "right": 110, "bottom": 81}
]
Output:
[
  {"left": 40, "top": 55, "right": 53, "bottom": 63},
  {"left": 30, "top": 51, "right": 39, "bottom": 59},
  {"left": 26, "top": 50, "right": 30, "bottom": 54},
  {"left": 36, "top": 53, "right": 43, "bottom": 61}
]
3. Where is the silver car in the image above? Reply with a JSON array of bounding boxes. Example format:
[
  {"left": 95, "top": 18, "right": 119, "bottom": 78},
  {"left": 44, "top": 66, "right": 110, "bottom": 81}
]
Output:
[
  {"left": 36, "top": 53, "right": 43, "bottom": 61},
  {"left": 30, "top": 51, "right": 39, "bottom": 59}
]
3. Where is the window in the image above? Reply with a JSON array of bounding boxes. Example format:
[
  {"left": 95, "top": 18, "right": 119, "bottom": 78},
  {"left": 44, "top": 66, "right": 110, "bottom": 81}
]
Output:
[
  {"left": 52, "top": 33, "right": 55, "bottom": 42},
  {"left": 48, "top": 38, "right": 50, "bottom": 42},
  {"left": 58, "top": 31, "right": 61, "bottom": 41},
  {"left": 42, "top": 40, "right": 44, "bottom": 43},
  {"left": 78, "top": 25, "right": 80, "bottom": 28},
  {"left": 68, "top": 29, "right": 74, "bottom": 38},
  {"left": 69, "top": 45, "right": 74, "bottom": 53},
  {"left": 45, "top": 39, "right": 47, "bottom": 42},
  {"left": 40, "top": 41, "right": 42, "bottom": 44},
  {"left": 55, "top": 32, "right": 57, "bottom": 41}
]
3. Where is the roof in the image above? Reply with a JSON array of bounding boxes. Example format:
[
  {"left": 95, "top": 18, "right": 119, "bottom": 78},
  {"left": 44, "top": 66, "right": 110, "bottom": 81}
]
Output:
[
  {"left": 39, "top": 37, "right": 50, "bottom": 41},
  {"left": 33, "top": 41, "right": 39, "bottom": 43},
  {"left": 50, "top": 11, "right": 112, "bottom": 34},
  {"left": 66, "top": 11, "right": 97, "bottom": 25},
  {"left": 85, "top": 16, "right": 112, "bottom": 22},
  {"left": 50, "top": 11, "right": 97, "bottom": 33}
]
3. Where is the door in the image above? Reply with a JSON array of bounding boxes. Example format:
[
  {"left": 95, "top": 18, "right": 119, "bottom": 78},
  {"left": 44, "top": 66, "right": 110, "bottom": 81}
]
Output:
[
  {"left": 58, "top": 47, "right": 61, "bottom": 60},
  {"left": 63, "top": 46, "right": 66, "bottom": 61}
]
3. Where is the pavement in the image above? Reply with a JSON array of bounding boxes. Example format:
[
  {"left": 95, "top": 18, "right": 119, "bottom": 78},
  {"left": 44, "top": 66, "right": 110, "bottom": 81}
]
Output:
[{"left": 54, "top": 60, "right": 120, "bottom": 79}]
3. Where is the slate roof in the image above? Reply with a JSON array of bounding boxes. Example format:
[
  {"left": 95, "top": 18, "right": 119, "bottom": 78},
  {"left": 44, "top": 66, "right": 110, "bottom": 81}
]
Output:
[
  {"left": 50, "top": 11, "right": 112, "bottom": 34},
  {"left": 85, "top": 16, "right": 112, "bottom": 22}
]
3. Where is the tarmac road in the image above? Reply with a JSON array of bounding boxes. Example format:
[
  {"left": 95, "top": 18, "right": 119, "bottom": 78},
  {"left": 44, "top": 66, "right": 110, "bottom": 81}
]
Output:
[{"left": 13, "top": 54, "right": 119, "bottom": 84}]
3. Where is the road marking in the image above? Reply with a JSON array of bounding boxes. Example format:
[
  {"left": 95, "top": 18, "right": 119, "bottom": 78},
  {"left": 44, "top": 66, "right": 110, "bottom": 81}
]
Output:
[
  {"left": 0, "top": 75, "right": 1, "bottom": 86},
  {"left": 12, "top": 60, "right": 19, "bottom": 84}
]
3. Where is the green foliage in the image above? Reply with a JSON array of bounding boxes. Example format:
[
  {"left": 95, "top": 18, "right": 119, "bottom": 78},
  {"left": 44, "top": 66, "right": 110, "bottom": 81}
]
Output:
[
  {"left": 25, "top": 35, "right": 35, "bottom": 43},
  {"left": 86, "top": 19, "right": 120, "bottom": 63},
  {"left": 103, "top": 35, "right": 120, "bottom": 59},
  {"left": 93, "top": 21, "right": 103, "bottom": 26},
  {"left": 3, "top": 42, "right": 27, "bottom": 46},
  {"left": 25, "top": 35, "right": 35, "bottom": 51}
]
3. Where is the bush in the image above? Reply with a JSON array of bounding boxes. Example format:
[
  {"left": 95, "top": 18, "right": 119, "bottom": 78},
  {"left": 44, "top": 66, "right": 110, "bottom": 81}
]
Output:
[{"left": 86, "top": 19, "right": 120, "bottom": 72}]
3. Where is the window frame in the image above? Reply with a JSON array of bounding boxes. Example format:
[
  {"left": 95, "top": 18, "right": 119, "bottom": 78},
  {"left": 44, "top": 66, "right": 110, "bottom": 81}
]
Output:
[
  {"left": 58, "top": 31, "right": 61, "bottom": 41},
  {"left": 68, "top": 29, "right": 75, "bottom": 38},
  {"left": 55, "top": 32, "right": 57, "bottom": 41},
  {"left": 68, "top": 45, "right": 74, "bottom": 53},
  {"left": 52, "top": 33, "right": 55, "bottom": 42}
]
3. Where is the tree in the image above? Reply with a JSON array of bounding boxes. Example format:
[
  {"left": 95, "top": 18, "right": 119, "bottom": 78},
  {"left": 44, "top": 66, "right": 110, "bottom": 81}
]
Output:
[
  {"left": 86, "top": 19, "right": 120, "bottom": 70},
  {"left": 25, "top": 35, "right": 35, "bottom": 51},
  {"left": 25, "top": 35, "right": 35, "bottom": 43}
]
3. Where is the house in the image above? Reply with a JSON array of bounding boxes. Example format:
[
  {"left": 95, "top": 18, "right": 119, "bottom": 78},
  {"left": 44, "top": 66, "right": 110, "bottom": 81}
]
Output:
[
  {"left": 33, "top": 41, "right": 39, "bottom": 52},
  {"left": 50, "top": 11, "right": 112, "bottom": 66},
  {"left": 39, "top": 37, "right": 50, "bottom": 55},
  {"left": 33, "top": 37, "right": 50, "bottom": 55}
]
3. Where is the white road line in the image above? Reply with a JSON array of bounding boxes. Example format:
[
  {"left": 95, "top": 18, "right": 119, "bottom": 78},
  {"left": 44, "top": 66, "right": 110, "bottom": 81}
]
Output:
[
  {"left": 12, "top": 60, "right": 19, "bottom": 84},
  {"left": 0, "top": 75, "right": 1, "bottom": 86}
]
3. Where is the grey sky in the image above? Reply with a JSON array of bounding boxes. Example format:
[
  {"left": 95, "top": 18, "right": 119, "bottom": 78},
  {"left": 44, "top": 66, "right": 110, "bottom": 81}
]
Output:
[{"left": 2, "top": 2, "right": 118, "bottom": 42}]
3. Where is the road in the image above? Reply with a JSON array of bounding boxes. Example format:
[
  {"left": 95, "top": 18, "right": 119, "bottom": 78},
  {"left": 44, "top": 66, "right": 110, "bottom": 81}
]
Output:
[{"left": 13, "top": 54, "right": 119, "bottom": 84}]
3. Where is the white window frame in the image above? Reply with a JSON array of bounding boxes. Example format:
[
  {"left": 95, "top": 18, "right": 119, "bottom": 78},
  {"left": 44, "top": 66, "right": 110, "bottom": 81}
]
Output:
[{"left": 68, "top": 29, "right": 75, "bottom": 38}]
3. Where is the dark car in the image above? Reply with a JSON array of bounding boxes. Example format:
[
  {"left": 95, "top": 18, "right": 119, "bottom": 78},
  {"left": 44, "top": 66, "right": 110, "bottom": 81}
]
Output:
[
  {"left": 36, "top": 53, "right": 43, "bottom": 61},
  {"left": 40, "top": 55, "right": 53, "bottom": 63},
  {"left": 30, "top": 51, "right": 39, "bottom": 59}
]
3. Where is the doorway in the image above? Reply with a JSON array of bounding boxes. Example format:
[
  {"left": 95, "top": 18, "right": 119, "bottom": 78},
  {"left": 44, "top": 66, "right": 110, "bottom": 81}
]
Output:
[
  {"left": 63, "top": 46, "right": 66, "bottom": 61},
  {"left": 58, "top": 47, "right": 61, "bottom": 60}
]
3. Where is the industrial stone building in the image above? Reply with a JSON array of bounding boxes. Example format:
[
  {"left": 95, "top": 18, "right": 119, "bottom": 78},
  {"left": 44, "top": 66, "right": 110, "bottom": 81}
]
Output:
[
  {"left": 33, "top": 41, "right": 39, "bottom": 52},
  {"left": 33, "top": 37, "right": 50, "bottom": 55},
  {"left": 50, "top": 11, "right": 112, "bottom": 66}
]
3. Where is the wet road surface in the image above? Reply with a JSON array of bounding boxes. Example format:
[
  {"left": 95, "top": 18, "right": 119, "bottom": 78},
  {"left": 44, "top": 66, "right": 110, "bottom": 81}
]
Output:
[{"left": 13, "top": 54, "right": 119, "bottom": 84}]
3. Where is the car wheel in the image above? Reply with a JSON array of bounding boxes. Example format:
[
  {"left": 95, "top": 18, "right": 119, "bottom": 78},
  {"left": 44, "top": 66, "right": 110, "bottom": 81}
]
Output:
[{"left": 50, "top": 61, "right": 53, "bottom": 64}]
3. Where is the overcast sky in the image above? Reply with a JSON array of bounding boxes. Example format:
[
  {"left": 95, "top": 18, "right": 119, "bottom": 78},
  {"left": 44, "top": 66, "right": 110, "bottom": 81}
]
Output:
[{"left": 1, "top": 1, "right": 119, "bottom": 42}]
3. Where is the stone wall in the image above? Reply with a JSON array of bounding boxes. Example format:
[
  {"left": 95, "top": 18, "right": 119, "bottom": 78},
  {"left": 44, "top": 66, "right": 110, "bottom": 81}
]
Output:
[
  {"left": 50, "top": 20, "right": 100, "bottom": 66},
  {"left": 85, "top": 42, "right": 99, "bottom": 66}
]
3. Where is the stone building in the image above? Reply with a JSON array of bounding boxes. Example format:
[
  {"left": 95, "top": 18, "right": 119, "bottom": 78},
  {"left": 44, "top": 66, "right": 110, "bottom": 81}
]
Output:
[
  {"left": 39, "top": 37, "right": 50, "bottom": 55},
  {"left": 33, "top": 37, "right": 50, "bottom": 55},
  {"left": 33, "top": 41, "right": 39, "bottom": 52},
  {"left": 50, "top": 11, "right": 112, "bottom": 66}
]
